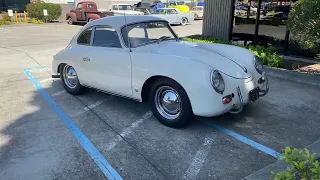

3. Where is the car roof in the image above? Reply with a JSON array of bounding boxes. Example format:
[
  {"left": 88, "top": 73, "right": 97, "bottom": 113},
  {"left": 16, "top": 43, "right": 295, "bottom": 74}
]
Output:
[{"left": 83, "top": 15, "right": 167, "bottom": 30}]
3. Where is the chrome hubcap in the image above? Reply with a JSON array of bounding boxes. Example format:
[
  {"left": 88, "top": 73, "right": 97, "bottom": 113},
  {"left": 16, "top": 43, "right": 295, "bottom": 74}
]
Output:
[
  {"left": 155, "top": 86, "right": 181, "bottom": 120},
  {"left": 63, "top": 65, "right": 78, "bottom": 89}
]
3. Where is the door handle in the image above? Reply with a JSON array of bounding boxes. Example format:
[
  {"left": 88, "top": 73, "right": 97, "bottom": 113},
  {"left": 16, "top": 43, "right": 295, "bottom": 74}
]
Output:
[{"left": 83, "top": 57, "right": 90, "bottom": 61}]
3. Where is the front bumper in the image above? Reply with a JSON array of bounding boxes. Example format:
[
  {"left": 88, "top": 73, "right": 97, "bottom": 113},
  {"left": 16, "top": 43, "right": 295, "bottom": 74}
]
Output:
[{"left": 226, "top": 72, "right": 269, "bottom": 113}]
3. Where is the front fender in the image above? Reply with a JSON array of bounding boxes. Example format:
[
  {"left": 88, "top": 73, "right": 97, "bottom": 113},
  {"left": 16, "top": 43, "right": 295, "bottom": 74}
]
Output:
[
  {"left": 87, "top": 13, "right": 101, "bottom": 20},
  {"left": 66, "top": 12, "right": 76, "bottom": 21},
  {"left": 131, "top": 51, "right": 220, "bottom": 116}
]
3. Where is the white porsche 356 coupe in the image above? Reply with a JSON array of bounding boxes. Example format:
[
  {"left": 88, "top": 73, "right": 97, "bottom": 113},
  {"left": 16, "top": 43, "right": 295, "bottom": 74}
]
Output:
[{"left": 52, "top": 15, "right": 269, "bottom": 128}]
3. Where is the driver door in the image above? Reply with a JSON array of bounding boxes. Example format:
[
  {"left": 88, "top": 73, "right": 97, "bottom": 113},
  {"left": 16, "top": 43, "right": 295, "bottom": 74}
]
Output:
[
  {"left": 166, "top": 9, "right": 180, "bottom": 24},
  {"left": 75, "top": 3, "right": 85, "bottom": 21}
]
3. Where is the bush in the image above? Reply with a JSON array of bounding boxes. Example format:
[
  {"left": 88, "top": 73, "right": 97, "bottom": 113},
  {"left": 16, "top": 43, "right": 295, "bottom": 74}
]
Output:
[
  {"left": 26, "top": 2, "right": 62, "bottom": 21},
  {"left": 0, "top": 20, "right": 11, "bottom": 26},
  {"left": 28, "top": 18, "right": 44, "bottom": 24},
  {"left": 2, "top": 12, "right": 11, "bottom": 21},
  {"left": 288, "top": 0, "right": 320, "bottom": 58},
  {"left": 235, "top": 16, "right": 281, "bottom": 26},
  {"left": 271, "top": 147, "right": 320, "bottom": 180},
  {"left": 184, "top": 35, "right": 282, "bottom": 68}
]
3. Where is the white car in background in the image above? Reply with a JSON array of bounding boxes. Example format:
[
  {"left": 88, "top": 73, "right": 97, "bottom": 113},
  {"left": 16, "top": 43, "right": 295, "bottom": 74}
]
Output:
[
  {"left": 110, "top": 4, "right": 144, "bottom": 16},
  {"left": 52, "top": 15, "right": 269, "bottom": 128},
  {"left": 151, "top": 8, "right": 194, "bottom": 25},
  {"left": 190, "top": 6, "right": 204, "bottom": 19}
]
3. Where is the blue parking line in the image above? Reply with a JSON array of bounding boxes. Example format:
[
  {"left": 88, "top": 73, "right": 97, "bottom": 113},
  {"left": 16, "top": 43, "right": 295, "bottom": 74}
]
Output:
[
  {"left": 203, "top": 120, "right": 283, "bottom": 159},
  {"left": 23, "top": 68, "right": 123, "bottom": 180}
]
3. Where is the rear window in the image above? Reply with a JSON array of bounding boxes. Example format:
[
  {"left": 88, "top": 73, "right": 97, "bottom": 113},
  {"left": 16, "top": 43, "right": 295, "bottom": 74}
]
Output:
[{"left": 87, "top": 4, "right": 95, "bottom": 8}]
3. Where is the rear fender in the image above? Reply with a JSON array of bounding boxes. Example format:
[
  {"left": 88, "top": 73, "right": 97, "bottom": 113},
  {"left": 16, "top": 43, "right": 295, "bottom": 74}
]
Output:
[
  {"left": 66, "top": 12, "right": 76, "bottom": 21},
  {"left": 87, "top": 13, "right": 101, "bottom": 20}
]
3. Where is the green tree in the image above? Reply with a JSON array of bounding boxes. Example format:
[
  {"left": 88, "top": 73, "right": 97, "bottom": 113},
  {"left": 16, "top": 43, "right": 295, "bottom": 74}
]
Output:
[{"left": 288, "top": 0, "right": 320, "bottom": 56}]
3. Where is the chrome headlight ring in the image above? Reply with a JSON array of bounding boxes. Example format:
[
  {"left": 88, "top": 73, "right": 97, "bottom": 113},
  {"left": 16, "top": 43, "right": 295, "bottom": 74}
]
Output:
[
  {"left": 210, "top": 70, "right": 225, "bottom": 94},
  {"left": 254, "top": 56, "right": 263, "bottom": 74}
]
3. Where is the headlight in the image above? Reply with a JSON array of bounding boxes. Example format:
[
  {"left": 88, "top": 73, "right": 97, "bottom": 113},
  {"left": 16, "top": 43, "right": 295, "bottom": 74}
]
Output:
[
  {"left": 254, "top": 56, "right": 263, "bottom": 74},
  {"left": 210, "top": 70, "right": 225, "bottom": 94}
]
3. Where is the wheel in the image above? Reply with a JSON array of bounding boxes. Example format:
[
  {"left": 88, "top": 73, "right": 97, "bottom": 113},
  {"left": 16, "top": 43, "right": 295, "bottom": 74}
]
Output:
[
  {"left": 67, "top": 17, "right": 73, "bottom": 25},
  {"left": 59, "top": 64, "right": 84, "bottom": 95},
  {"left": 181, "top": 18, "right": 188, "bottom": 26},
  {"left": 148, "top": 78, "right": 193, "bottom": 128},
  {"left": 88, "top": 18, "right": 93, "bottom": 22}
]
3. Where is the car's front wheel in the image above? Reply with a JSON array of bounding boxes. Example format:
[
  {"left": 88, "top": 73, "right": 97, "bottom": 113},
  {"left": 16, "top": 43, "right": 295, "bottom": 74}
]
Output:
[
  {"left": 60, "top": 64, "right": 83, "bottom": 95},
  {"left": 149, "top": 78, "right": 193, "bottom": 128},
  {"left": 181, "top": 18, "right": 188, "bottom": 26},
  {"left": 67, "top": 17, "right": 73, "bottom": 25}
]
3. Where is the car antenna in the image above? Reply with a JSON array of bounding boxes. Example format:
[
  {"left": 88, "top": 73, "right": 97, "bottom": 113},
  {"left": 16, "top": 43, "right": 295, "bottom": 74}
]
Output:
[{"left": 123, "top": 11, "right": 132, "bottom": 52}]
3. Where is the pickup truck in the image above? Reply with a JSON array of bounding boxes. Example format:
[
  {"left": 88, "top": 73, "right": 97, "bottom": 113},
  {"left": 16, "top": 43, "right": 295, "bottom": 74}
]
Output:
[{"left": 66, "top": 1, "right": 114, "bottom": 25}]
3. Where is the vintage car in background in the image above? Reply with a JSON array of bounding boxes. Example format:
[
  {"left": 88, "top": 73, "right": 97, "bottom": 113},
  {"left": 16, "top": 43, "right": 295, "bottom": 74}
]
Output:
[
  {"left": 52, "top": 15, "right": 269, "bottom": 128},
  {"left": 134, "top": 7, "right": 152, "bottom": 15},
  {"left": 190, "top": 6, "right": 204, "bottom": 19},
  {"left": 151, "top": 8, "right": 194, "bottom": 25},
  {"left": 110, "top": 4, "right": 144, "bottom": 16},
  {"left": 167, "top": 0, "right": 190, "bottom": 13},
  {"left": 66, "top": 1, "right": 114, "bottom": 25}
]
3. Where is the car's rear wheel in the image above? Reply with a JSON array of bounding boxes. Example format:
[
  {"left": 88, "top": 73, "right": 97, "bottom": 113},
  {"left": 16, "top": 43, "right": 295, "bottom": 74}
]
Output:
[
  {"left": 67, "top": 17, "right": 73, "bottom": 25},
  {"left": 148, "top": 78, "right": 193, "bottom": 128},
  {"left": 60, "top": 64, "right": 83, "bottom": 95},
  {"left": 181, "top": 18, "right": 188, "bottom": 26}
]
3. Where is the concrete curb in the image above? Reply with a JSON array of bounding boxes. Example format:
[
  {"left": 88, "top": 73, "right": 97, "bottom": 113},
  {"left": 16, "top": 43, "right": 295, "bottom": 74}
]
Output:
[
  {"left": 281, "top": 55, "right": 319, "bottom": 64},
  {"left": 245, "top": 140, "right": 320, "bottom": 180},
  {"left": 264, "top": 66, "right": 320, "bottom": 88}
]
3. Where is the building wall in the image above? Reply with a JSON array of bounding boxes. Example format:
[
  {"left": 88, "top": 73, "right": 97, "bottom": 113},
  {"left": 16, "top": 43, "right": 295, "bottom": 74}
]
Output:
[{"left": 202, "top": 0, "right": 235, "bottom": 41}]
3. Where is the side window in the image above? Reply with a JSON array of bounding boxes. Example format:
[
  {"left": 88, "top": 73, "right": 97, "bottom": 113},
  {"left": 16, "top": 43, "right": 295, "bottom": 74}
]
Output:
[
  {"left": 77, "top": 27, "right": 92, "bottom": 45},
  {"left": 77, "top": 3, "right": 82, "bottom": 9},
  {"left": 92, "top": 26, "right": 122, "bottom": 48},
  {"left": 113, "top": 5, "right": 118, "bottom": 10},
  {"left": 168, "top": 9, "right": 178, "bottom": 14}
]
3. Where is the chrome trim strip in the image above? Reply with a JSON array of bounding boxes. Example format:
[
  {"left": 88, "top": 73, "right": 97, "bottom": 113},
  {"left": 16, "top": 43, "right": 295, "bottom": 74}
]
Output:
[{"left": 82, "top": 84, "right": 141, "bottom": 102}]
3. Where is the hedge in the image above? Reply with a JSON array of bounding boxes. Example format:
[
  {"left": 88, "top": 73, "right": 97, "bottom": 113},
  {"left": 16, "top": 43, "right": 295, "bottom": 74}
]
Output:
[
  {"left": 26, "top": 2, "right": 62, "bottom": 21},
  {"left": 235, "top": 16, "right": 282, "bottom": 26},
  {"left": 184, "top": 35, "right": 282, "bottom": 68}
]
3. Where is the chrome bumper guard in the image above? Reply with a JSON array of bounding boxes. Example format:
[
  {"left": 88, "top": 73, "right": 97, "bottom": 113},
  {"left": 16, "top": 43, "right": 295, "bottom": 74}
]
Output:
[{"left": 229, "top": 72, "right": 269, "bottom": 114}]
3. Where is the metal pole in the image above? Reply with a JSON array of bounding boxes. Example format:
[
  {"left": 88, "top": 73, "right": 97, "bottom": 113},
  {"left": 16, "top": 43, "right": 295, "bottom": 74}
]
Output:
[
  {"left": 253, "top": 0, "right": 262, "bottom": 45},
  {"left": 284, "top": 0, "right": 291, "bottom": 53},
  {"left": 229, "top": 0, "right": 236, "bottom": 41}
]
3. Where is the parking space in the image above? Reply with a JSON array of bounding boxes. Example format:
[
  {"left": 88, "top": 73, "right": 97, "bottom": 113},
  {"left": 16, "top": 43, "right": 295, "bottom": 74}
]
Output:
[{"left": 1, "top": 22, "right": 320, "bottom": 180}]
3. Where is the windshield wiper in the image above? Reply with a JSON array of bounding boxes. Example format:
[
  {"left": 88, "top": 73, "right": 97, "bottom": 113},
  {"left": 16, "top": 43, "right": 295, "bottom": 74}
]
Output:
[{"left": 158, "top": 36, "right": 171, "bottom": 44}]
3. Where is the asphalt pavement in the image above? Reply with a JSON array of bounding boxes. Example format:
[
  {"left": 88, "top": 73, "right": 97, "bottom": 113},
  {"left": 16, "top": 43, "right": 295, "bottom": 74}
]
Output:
[{"left": 0, "top": 21, "right": 319, "bottom": 180}]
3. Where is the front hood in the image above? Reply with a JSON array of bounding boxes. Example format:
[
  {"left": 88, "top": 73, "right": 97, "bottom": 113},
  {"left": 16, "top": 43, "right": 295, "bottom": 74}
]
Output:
[{"left": 137, "top": 41, "right": 254, "bottom": 79}]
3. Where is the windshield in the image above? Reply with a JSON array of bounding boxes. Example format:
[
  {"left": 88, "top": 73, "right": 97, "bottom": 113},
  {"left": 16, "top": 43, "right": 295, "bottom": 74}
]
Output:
[
  {"left": 121, "top": 21, "right": 177, "bottom": 48},
  {"left": 118, "top": 5, "right": 134, "bottom": 10}
]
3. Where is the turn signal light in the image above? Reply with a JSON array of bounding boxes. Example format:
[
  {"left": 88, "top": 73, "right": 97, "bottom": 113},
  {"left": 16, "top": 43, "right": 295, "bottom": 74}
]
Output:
[{"left": 222, "top": 96, "right": 232, "bottom": 104}]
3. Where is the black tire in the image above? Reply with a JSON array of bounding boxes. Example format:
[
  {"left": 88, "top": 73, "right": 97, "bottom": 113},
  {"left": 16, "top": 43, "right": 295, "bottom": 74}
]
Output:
[
  {"left": 67, "top": 17, "right": 73, "bottom": 25},
  {"left": 181, "top": 18, "right": 188, "bottom": 26},
  {"left": 88, "top": 18, "right": 93, "bottom": 22},
  {"left": 148, "top": 78, "right": 193, "bottom": 128},
  {"left": 59, "top": 64, "right": 83, "bottom": 95}
]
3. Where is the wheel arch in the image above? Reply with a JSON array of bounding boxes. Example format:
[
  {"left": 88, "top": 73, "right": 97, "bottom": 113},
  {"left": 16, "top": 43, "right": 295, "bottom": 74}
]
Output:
[{"left": 141, "top": 75, "right": 191, "bottom": 106}]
